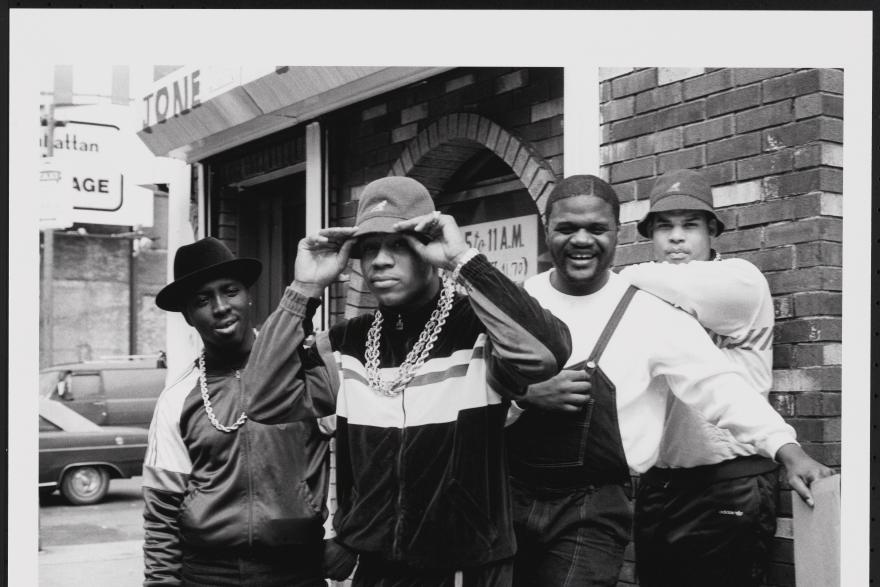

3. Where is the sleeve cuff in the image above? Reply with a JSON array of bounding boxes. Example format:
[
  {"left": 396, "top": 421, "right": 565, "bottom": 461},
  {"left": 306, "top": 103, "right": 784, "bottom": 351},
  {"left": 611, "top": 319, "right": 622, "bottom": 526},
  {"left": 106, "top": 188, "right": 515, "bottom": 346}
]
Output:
[
  {"left": 280, "top": 285, "right": 322, "bottom": 317},
  {"left": 457, "top": 253, "right": 491, "bottom": 283},
  {"left": 764, "top": 433, "right": 800, "bottom": 461}
]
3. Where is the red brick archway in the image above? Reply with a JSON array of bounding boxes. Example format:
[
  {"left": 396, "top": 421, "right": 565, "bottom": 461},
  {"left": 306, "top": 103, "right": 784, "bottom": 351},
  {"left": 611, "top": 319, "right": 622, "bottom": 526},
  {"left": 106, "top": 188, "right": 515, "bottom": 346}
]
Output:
[{"left": 344, "top": 113, "right": 558, "bottom": 317}]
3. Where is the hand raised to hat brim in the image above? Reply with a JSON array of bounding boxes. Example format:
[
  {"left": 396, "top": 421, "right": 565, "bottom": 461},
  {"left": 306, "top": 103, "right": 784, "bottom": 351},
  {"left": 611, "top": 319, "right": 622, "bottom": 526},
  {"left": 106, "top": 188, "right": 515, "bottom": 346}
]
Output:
[
  {"left": 293, "top": 226, "right": 359, "bottom": 297},
  {"left": 395, "top": 212, "right": 470, "bottom": 271}
]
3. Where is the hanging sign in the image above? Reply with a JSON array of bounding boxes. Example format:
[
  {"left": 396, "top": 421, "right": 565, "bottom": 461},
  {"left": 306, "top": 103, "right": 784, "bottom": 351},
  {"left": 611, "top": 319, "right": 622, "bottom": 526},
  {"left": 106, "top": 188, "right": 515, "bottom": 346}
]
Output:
[
  {"left": 39, "top": 158, "right": 72, "bottom": 230},
  {"left": 40, "top": 104, "right": 154, "bottom": 227},
  {"left": 460, "top": 215, "right": 538, "bottom": 284}
]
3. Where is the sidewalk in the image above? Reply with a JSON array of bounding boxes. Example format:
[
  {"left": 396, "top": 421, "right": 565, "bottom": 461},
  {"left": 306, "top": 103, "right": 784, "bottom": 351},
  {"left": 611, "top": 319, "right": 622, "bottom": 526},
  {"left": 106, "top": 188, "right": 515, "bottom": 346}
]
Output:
[{"left": 39, "top": 540, "right": 143, "bottom": 587}]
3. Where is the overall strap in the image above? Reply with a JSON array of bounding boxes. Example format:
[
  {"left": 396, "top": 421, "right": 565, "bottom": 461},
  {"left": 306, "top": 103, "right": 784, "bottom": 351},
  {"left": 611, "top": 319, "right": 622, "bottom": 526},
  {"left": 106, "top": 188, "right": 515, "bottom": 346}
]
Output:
[{"left": 587, "top": 285, "right": 638, "bottom": 365}]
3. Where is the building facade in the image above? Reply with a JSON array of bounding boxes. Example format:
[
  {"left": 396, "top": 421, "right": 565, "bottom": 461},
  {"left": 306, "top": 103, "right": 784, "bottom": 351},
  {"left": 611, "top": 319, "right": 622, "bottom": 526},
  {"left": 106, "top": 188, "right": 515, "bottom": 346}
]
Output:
[
  {"left": 137, "top": 66, "right": 842, "bottom": 586},
  {"left": 600, "top": 67, "right": 843, "bottom": 586}
]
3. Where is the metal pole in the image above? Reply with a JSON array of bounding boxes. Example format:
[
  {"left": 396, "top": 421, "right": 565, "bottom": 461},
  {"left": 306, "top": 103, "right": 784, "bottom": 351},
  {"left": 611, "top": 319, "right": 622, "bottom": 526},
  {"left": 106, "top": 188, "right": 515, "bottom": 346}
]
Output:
[
  {"left": 129, "top": 238, "right": 138, "bottom": 355},
  {"left": 305, "top": 122, "right": 326, "bottom": 330},
  {"left": 40, "top": 102, "right": 56, "bottom": 369}
]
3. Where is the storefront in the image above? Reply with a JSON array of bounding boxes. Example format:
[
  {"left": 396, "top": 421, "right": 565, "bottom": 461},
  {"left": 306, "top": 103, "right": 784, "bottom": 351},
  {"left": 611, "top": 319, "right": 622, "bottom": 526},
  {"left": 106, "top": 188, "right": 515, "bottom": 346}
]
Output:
[{"left": 137, "top": 66, "right": 576, "bottom": 335}]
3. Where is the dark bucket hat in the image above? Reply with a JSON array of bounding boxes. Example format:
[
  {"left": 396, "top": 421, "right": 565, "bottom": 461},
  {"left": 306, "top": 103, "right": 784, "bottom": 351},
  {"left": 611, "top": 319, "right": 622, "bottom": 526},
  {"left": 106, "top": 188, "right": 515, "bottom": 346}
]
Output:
[
  {"left": 156, "top": 237, "right": 262, "bottom": 312},
  {"left": 636, "top": 169, "right": 725, "bottom": 237}
]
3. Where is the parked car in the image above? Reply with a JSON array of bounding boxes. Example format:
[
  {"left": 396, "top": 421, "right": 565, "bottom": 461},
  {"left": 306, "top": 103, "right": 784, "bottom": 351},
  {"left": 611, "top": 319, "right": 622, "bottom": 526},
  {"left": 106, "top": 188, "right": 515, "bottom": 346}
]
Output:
[
  {"left": 39, "top": 398, "right": 149, "bottom": 505},
  {"left": 39, "top": 355, "right": 166, "bottom": 429}
]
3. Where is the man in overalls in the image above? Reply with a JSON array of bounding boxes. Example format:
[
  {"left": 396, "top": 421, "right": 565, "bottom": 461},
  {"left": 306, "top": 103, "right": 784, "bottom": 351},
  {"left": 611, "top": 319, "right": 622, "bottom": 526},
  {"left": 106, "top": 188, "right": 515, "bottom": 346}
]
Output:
[{"left": 505, "top": 175, "right": 833, "bottom": 587}]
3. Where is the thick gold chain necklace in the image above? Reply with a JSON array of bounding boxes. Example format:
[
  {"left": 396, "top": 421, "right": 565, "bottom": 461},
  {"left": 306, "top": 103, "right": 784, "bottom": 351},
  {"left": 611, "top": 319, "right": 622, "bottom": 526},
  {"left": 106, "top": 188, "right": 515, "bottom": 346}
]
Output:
[{"left": 364, "top": 276, "right": 455, "bottom": 397}]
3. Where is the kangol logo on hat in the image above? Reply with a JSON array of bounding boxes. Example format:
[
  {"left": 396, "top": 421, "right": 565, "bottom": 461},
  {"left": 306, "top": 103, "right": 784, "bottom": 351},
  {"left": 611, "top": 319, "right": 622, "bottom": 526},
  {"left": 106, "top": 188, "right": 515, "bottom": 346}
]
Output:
[
  {"left": 156, "top": 237, "right": 262, "bottom": 312},
  {"left": 668, "top": 181, "right": 681, "bottom": 192},
  {"left": 368, "top": 200, "right": 389, "bottom": 213}
]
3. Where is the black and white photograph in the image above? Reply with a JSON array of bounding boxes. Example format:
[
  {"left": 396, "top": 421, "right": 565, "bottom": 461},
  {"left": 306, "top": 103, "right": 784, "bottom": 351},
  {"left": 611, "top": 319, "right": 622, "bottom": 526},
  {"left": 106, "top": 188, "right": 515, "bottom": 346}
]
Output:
[{"left": 8, "top": 9, "right": 872, "bottom": 587}]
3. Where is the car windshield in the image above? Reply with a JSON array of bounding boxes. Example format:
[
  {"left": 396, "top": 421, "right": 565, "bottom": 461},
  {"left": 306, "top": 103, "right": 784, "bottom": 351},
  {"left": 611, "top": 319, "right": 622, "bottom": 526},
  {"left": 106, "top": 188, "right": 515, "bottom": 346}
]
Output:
[{"left": 39, "top": 371, "right": 62, "bottom": 397}]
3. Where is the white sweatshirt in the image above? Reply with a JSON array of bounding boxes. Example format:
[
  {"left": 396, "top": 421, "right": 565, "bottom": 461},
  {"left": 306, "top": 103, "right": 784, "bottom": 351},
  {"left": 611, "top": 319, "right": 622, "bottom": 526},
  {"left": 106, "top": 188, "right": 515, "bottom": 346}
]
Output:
[
  {"left": 619, "top": 258, "right": 776, "bottom": 468},
  {"left": 523, "top": 270, "right": 793, "bottom": 474}
]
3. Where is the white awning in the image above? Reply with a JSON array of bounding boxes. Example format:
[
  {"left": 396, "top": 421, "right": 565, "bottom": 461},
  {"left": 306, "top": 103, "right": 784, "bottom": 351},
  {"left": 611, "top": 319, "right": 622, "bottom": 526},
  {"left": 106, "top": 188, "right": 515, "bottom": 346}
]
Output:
[{"left": 136, "top": 66, "right": 450, "bottom": 163}]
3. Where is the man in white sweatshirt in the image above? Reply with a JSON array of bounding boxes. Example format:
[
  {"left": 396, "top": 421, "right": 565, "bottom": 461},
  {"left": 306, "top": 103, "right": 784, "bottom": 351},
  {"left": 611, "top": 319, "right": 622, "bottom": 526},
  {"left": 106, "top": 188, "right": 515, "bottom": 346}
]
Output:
[
  {"left": 620, "top": 168, "right": 821, "bottom": 587},
  {"left": 506, "top": 173, "right": 833, "bottom": 587}
]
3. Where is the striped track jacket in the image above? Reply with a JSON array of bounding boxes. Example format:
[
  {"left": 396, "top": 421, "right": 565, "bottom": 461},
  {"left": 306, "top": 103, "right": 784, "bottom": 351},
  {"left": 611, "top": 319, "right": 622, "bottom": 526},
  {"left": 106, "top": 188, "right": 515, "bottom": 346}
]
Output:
[{"left": 250, "top": 253, "right": 572, "bottom": 571}]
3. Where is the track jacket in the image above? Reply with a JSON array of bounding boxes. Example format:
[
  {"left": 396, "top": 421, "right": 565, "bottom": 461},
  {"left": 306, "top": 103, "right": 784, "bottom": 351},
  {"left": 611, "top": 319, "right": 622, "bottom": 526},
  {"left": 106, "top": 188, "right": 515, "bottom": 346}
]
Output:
[
  {"left": 142, "top": 290, "right": 334, "bottom": 586},
  {"left": 250, "top": 254, "right": 572, "bottom": 570}
]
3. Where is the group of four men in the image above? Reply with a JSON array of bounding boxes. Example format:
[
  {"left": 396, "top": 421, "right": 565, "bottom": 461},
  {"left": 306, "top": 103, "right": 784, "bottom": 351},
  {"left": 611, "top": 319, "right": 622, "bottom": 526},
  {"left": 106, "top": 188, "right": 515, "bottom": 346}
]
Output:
[{"left": 143, "top": 169, "right": 832, "bottom": 586}]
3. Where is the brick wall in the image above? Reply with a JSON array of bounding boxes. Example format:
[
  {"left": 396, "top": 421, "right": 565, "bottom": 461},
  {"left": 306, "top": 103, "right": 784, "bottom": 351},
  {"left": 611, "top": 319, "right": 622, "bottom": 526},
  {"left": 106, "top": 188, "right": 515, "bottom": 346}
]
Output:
[
  {"left": 324, "top": 66, "right": 564, "bottom": 321},
  {"left": 47, "top": 230, "right": 167, "bottom": 364},
  {"left": 600, "top": 67, "right": 843, "bottom": 586}
]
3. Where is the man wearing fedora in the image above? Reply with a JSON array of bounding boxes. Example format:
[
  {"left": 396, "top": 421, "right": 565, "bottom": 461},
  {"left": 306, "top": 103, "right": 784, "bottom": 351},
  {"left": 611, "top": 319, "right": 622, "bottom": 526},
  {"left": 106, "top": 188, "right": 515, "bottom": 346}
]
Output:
[
  {"left": 620, "top": 168, "right": 817, "bottom": 587},
  {"left": 142, "top": 237, "right": 336, "bottom": 586},
  {"left": 247, "top": 175, "right": 572, "bottom": 586},
  {"left": 503, "top": 174, "right": 832, "bottom": 587}
]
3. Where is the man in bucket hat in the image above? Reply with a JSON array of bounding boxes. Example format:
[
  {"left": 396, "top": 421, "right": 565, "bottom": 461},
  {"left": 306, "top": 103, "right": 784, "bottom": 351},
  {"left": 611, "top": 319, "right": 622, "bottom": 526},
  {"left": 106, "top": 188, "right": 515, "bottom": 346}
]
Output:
[
  {"left": 620, "top": 168, "right": 830, "bottom": 587},
  {"left": 247, "top": 175, "right": 572, "bottom": 586},
  {"left": 504, "top": 174, "right": 832, "bottom": 587},
  {"left": 143, "top": 237, "right": 336, "bottom": 586}
]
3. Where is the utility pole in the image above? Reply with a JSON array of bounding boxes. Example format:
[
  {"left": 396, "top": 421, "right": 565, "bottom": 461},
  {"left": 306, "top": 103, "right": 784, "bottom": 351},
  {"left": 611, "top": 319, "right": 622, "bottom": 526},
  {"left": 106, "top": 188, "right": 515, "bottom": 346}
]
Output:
[{"left": 40, "top": 101, "right": 56, "bottom": 368}]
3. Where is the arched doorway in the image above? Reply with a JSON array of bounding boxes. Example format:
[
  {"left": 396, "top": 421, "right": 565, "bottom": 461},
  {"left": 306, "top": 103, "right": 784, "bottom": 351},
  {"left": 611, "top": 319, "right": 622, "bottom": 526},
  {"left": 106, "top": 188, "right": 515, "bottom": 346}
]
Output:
[{"left": 344, "top": 113, "right": 558, "bottom": 317}]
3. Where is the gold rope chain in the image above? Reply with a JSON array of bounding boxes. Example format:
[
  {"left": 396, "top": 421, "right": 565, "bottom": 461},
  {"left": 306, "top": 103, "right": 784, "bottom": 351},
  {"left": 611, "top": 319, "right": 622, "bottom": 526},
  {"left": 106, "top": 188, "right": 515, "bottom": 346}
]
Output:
[
  {"left": 364, "top": 275, "right": 456, "bottom": 397},
  {"left": 198, "top": 350, "right": 249, "bottom": 433}
]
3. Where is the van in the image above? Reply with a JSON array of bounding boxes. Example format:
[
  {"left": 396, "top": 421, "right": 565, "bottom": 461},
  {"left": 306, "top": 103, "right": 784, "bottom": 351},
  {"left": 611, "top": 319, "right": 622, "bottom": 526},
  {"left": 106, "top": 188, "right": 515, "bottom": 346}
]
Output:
[{"left": 39, "top": 355, "right": 167, "bottom": 429}]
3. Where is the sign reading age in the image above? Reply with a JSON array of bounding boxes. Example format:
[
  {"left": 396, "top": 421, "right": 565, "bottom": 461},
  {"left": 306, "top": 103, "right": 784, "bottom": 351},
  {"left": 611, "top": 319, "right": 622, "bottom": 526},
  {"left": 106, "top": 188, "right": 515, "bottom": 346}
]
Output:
[{"left": 461, "top": 215, "right": 538, "bottom": 284}]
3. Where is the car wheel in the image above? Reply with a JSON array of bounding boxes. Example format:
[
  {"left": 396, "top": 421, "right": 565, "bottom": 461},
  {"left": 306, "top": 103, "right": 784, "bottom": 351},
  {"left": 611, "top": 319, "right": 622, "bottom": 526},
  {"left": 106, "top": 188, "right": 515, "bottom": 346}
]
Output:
[{"left": 60, "top": 466, "right": 110, "bottom": 505}]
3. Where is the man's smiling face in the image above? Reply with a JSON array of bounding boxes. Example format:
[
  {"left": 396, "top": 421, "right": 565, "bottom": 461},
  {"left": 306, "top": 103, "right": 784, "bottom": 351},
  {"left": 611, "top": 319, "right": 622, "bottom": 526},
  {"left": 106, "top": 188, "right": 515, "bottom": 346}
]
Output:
[{"left": 546, "top": 194, "right": 618, "bottom": 296}]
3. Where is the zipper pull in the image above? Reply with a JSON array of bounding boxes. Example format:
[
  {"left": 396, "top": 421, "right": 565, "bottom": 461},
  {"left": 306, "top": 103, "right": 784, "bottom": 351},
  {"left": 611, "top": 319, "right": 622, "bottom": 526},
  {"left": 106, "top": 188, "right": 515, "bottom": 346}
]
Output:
[{"left": 395, "top": 314, "right": 404, "bottom": 330}]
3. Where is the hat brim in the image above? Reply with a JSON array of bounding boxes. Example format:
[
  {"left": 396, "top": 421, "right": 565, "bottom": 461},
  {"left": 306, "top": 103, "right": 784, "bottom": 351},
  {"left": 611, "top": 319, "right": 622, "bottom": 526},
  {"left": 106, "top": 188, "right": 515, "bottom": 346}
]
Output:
[
  {"left": 351, "top": 215, "right": 412, "bottom": 239},
  {"left": 156, "top": 258, "right": 262, "bottom": 312},
  {"left": 636, "top": 194, "right": 725, "bottom": 237},
  {"left": 348, "top": 228, "right": 432, "bottom": 259}
]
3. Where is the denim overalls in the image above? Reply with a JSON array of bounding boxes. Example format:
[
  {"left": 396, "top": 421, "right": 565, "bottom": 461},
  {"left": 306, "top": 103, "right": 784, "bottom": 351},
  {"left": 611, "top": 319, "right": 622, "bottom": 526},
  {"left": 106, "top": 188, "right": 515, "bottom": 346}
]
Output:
[{"left": 507, "top": 286, "right": 637, "bottom": 587}]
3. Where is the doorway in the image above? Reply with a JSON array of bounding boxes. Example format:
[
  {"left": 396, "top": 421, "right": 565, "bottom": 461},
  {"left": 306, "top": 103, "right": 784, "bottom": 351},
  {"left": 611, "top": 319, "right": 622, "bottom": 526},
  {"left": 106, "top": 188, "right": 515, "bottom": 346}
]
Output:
[{"left": 236, "top": 172, "right": 306, "bottom": 326}]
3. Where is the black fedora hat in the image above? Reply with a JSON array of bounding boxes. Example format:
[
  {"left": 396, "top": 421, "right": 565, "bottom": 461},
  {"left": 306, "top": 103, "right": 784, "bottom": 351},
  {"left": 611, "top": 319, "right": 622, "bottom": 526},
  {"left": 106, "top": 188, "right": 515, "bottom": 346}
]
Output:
[{"left": 156, "top": 237, "right": 262, "bottom": 312}]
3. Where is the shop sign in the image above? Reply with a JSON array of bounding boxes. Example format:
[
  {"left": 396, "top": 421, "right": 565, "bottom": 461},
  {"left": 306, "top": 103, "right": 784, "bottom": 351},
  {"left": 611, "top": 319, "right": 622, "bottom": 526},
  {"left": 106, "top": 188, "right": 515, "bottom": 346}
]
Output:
[
  {"left": 140, "top": 66, "right": 275, "bottom": 130},
  {"left": 140, "top": 68, "right": 203, "bottom": 129},
  {"left": 40, "top": 120, "right": 119, "bottom": 156},
  {"left": 39, "top": 104, "right": 154, "bottom": 227},
  {"left": 461, "top": 215, "right": 538, "bottom": 284}
]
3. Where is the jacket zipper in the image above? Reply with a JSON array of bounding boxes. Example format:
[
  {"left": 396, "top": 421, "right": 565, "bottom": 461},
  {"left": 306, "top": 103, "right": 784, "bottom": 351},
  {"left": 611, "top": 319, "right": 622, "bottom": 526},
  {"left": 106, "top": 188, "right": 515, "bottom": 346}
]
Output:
[
  {"left": 241, "top": 375, "right": 255, "bottom": 547},
  {"left": 392, "top": 390, "right": 407, "bottom": 558}
]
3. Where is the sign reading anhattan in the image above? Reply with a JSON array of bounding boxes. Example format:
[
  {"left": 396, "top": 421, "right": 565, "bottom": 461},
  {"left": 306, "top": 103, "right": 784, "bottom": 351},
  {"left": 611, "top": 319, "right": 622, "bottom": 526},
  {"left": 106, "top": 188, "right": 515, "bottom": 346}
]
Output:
[{"left": 40, "top": 103, "right": 155, "bottom": 229}]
